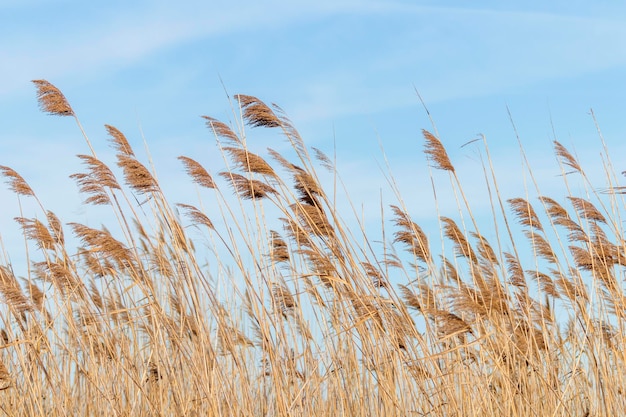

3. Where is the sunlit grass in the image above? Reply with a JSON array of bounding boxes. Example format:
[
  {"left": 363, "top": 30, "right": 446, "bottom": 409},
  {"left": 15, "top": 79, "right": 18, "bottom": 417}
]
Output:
[{"left": 0, "top": 80, "right": 624, "bottom": 416}]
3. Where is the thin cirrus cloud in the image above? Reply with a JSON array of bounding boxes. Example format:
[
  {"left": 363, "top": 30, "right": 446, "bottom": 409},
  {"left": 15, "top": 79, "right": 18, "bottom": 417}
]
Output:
[
  {"left": 2, "top": 2, "right": 624, "bottom": 107},
  {"left": 283, "top": 6, "right": 626, "bottom": 125},
  {"left": 1, "top": 2, "right": 625, "bottom": 262},
  {"left": 0, "top": 1, "right": 372, "bottom": 96},
  {"left": 2, "top": 3, "right": 624, "bottom": 171}
]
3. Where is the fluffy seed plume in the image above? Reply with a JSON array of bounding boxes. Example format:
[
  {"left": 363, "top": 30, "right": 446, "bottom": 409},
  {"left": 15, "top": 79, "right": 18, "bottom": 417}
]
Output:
[
  {"left": 524, "top": 231, "right": 557, "bottom": 263},
  {"left": 46, "top": 211, "right": 65, "bottom": 246},
  {"left": 178, "top": 156, "right": 216, "bottom": 189},
  {"left": 442, "top": 256, "right": 461, "bottom": 283},
  {"left": 392, "top": 205, "right": 431, "bottom": 263},
  {"left": 80, "top": 248, "right": 112, "bottom": 278},
  {"left": 568, "top": 197, "right": 606, "bottom": 224},
  {"left": 70, "top": 155, "right": 121, "bottom": 205},
  {"left": 399, "top": 284, "right": 423, "bottom": 311},
  {"left": 432, "top": 310, "right": 473, "bottom": 338},
  {"left": 70, "top": 173, "right": 111, "bottom": 206},
  {"left": 106, "top": 125, "right": 135, "bottom": 156},
  {"left": 539, "top": 196, "right": 587, "bottom": 242},
  {"left": 554, "top": 141, "right": 581, "bottom": 173},
  {"left": 423, "top": 130, "right": 455, "bottom": 172},
  {"left": 223, "top": 147, "right": 276, "bottom": 177},
  {"left": 70, "top": 223, "right": 136, "bottom": 271},
  {"left": 234, "top": 94, "right": 281, "bottom": 128},
  {"left": 218, "top": 325, "right": 254, "bottom": 353},
  {"left": 202, "top": 116, "right": 241, "bottom": 145},
  {"left": 559, "top": 268, "right": 589, "bottom": 303},
  {"left": 0, "top": 166, "right": 35, "bottom": 197},
  {"left": 177, "top": 203, "right": 214, "bottom": 230},
  {"left": 267, "top": 148, "right": 295, "bottom": 171},
  {"left": 269, "top": 231, "right": 290, "bottom": 263},
  {"left": 312, "top": 147, "right": 334, "bottom": 172},
  {"left": 293, "top": 167, "right": 324, "bottom": 205},
  {"left": 471, "top": 231, "right": 499, "bottom": 266},
  {"left": 14, "top": 217, "right": 55, "bottom": 250},
  {"left": 219, "top": 172, "right": 277, "bottom": 199},
  {"left": 0, "top": 266, "right": 33, "bottom": 315},
  {"left": 508, "top": 198, "right": 543, "bottom": 231},
  {"left": 539, "top": 196, "right": 569, "bottom": 222},
  {"left": 297, "top": 248, "right": 337, "bottom": 287},
  {"left": 271, "top": 103, "right": 307, "bottom": 152},
  {"left": 350, "top": 295, "right": 383, "bottom": 329},
  {"left": 32, "top": 79, "right": 74, "bottom": 116},
  {"left": 32, "top": 260, "right": 82, "bottom": 295},
  {"left": 268, "top": 150, "right": 321, "bottom": 202},
  {"left": 271, "top": 283, "right": 296, "bottom": 318},
  {"left": 291, "top": 203, "right": 333, "bottom": 237},
  {"left": 505, "top": 252, "right": 525, "bottom": 288},
  {"left": 441, "top": 217, "right": 476, "bottom": 263},
  {"left": 361, "top": 262, "right": 388, "bottom": 288},
  {"left": 512, "top": 320, "right": 547, "bottom": 356},
  {"left": 530, "top": 271, "right": 560, "bottom": 298},
  {"left": 116, "top": 155, "right": 160, "bottom": 195},
  {"left": 78, "top": 155, "right": 120, "bottom": 189},
  {"left": 24, "top": 280, "right": 50, "bottom": 320}
]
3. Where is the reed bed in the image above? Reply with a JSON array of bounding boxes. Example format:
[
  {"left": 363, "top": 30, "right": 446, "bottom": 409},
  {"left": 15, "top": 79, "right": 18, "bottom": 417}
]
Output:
[{"left": 0, "top": 80, "right": 624, "bottom": 416}]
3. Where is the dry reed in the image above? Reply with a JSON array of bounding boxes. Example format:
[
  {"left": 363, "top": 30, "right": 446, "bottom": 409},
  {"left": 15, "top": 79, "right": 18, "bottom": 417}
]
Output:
[{"left": 0, "top": 80, "right": 623, "bottom": 416}]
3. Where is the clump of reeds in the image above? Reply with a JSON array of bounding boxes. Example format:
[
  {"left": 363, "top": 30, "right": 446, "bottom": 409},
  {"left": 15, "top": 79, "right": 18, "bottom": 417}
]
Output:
[{"left": 0, "top": 80, "right": 623, "bottom": 416}]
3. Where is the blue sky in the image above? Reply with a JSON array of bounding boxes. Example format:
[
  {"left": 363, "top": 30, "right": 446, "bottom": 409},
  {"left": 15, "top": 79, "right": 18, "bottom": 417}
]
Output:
[{"left": 1, "top": 1, "right": 626, "bottom": 276}]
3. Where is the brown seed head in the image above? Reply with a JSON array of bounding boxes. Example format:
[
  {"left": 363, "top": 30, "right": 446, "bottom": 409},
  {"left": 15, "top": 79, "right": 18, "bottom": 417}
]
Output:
[
  {"left": 235, "top": 94, "right": 281, "bottom": 128},
  {"left": 117, "top": 155, "right": 160, "bottom": 195},
  {"left": 554, "top": 141, "right": 581, "bottom": 173},
  {"left": 106, "top": 125, "right": 135, "bottom": 156},
  {"left": 177, "top": 203, "right": 214, "bottom": 230},
  {"left": 178, "top": 156, "right": 216, "bottom": 189},
  {"left": 568, "top": 197, "right": 606, "bottom": 224},
  {"left": 14, "top": 217, "right": 55, "bottom": 250},
  {"left": 32, "top": 79, "right": 74, "bottom": 116},
  {"left": 508, "top": 198, "right": 543, "bottom": 231},
  {"left": 223, "top": 147, "right": 276, "bottom": 177},
  {"left": 423, "top": 130, "right": 454, "bottom": 172},
  {"left": 202, "top": 116, "right": 241, "bottom": 144},
  {"left": 219, "top": 172, "right": 277, "bottom": 199},
  {"left": 0, "top": 166, "right": 35, "bottom": 197}
]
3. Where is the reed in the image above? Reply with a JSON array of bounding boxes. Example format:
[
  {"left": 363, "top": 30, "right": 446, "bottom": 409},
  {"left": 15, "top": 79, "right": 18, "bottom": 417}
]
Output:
[{"left": 0, "top": 80, "right": 623, "bottom": 416}]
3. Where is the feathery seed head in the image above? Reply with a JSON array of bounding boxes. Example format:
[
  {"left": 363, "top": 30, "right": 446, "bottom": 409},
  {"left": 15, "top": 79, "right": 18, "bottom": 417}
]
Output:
[{"left": 32, "top": 79, "right": 74, "bottom": 116}]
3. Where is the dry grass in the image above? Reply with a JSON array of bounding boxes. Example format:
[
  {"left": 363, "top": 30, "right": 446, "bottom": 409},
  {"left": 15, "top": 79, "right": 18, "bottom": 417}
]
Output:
[{"left": 0, "top": 80, "right": 624, "bottom": 416}]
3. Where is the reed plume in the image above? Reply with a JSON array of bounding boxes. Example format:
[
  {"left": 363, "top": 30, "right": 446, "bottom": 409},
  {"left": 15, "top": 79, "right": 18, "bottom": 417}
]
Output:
[
  {"left": 117, "top": 154, "right": 160, "bottom": 194},
  {"left": 0, "top": 166, "right": 35, "bottom": 197},
  {"left": 0, "top": 82, "right": 622, "bottom": 416},
  {"left": 219, "top": 171, "right": 277, "bottom": 199},
  {"left": 423, "top": 129, "right": 455, "bottom": 172},
  {"left": 32, "top": 79, "right": 74, "bottom": 116},
  {"left": 235, "top": 94, "right": 281, "bottom": 128},
  {"left": 178, "top": 156, "right": 216, "bottom": 189},
  {"left": 202, "top": 116, "right": 241, "bottom": 144}
]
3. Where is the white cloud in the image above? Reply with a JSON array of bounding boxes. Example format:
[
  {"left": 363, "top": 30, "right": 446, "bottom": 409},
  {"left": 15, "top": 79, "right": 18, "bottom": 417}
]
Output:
[
  {"left": 284, "top": 6, "right": 626, "bottom": 125},
  {"left": 3, "top": 1, "right": 625, "bottom": 110},
  {"left": 2, "top": 0, "right": 626, "bottom": 278},
  {"left": 0, "top": 0, "right": 377, "bottom": 96}
]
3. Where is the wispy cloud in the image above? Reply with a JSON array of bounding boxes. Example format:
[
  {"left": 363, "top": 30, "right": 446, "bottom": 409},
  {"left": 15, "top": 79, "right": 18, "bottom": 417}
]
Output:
[
  {"left": 2, "top": 1, "right": 625, "bottom": 277},
  {"left": 3, "top": 2, "right": 624, "bottom": 113},
  {"left": 0, "top": 0, "right": 374, "bottom": 95},
  {"left": 281, "top": 5, "right": 626, "bottom": 125}
]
